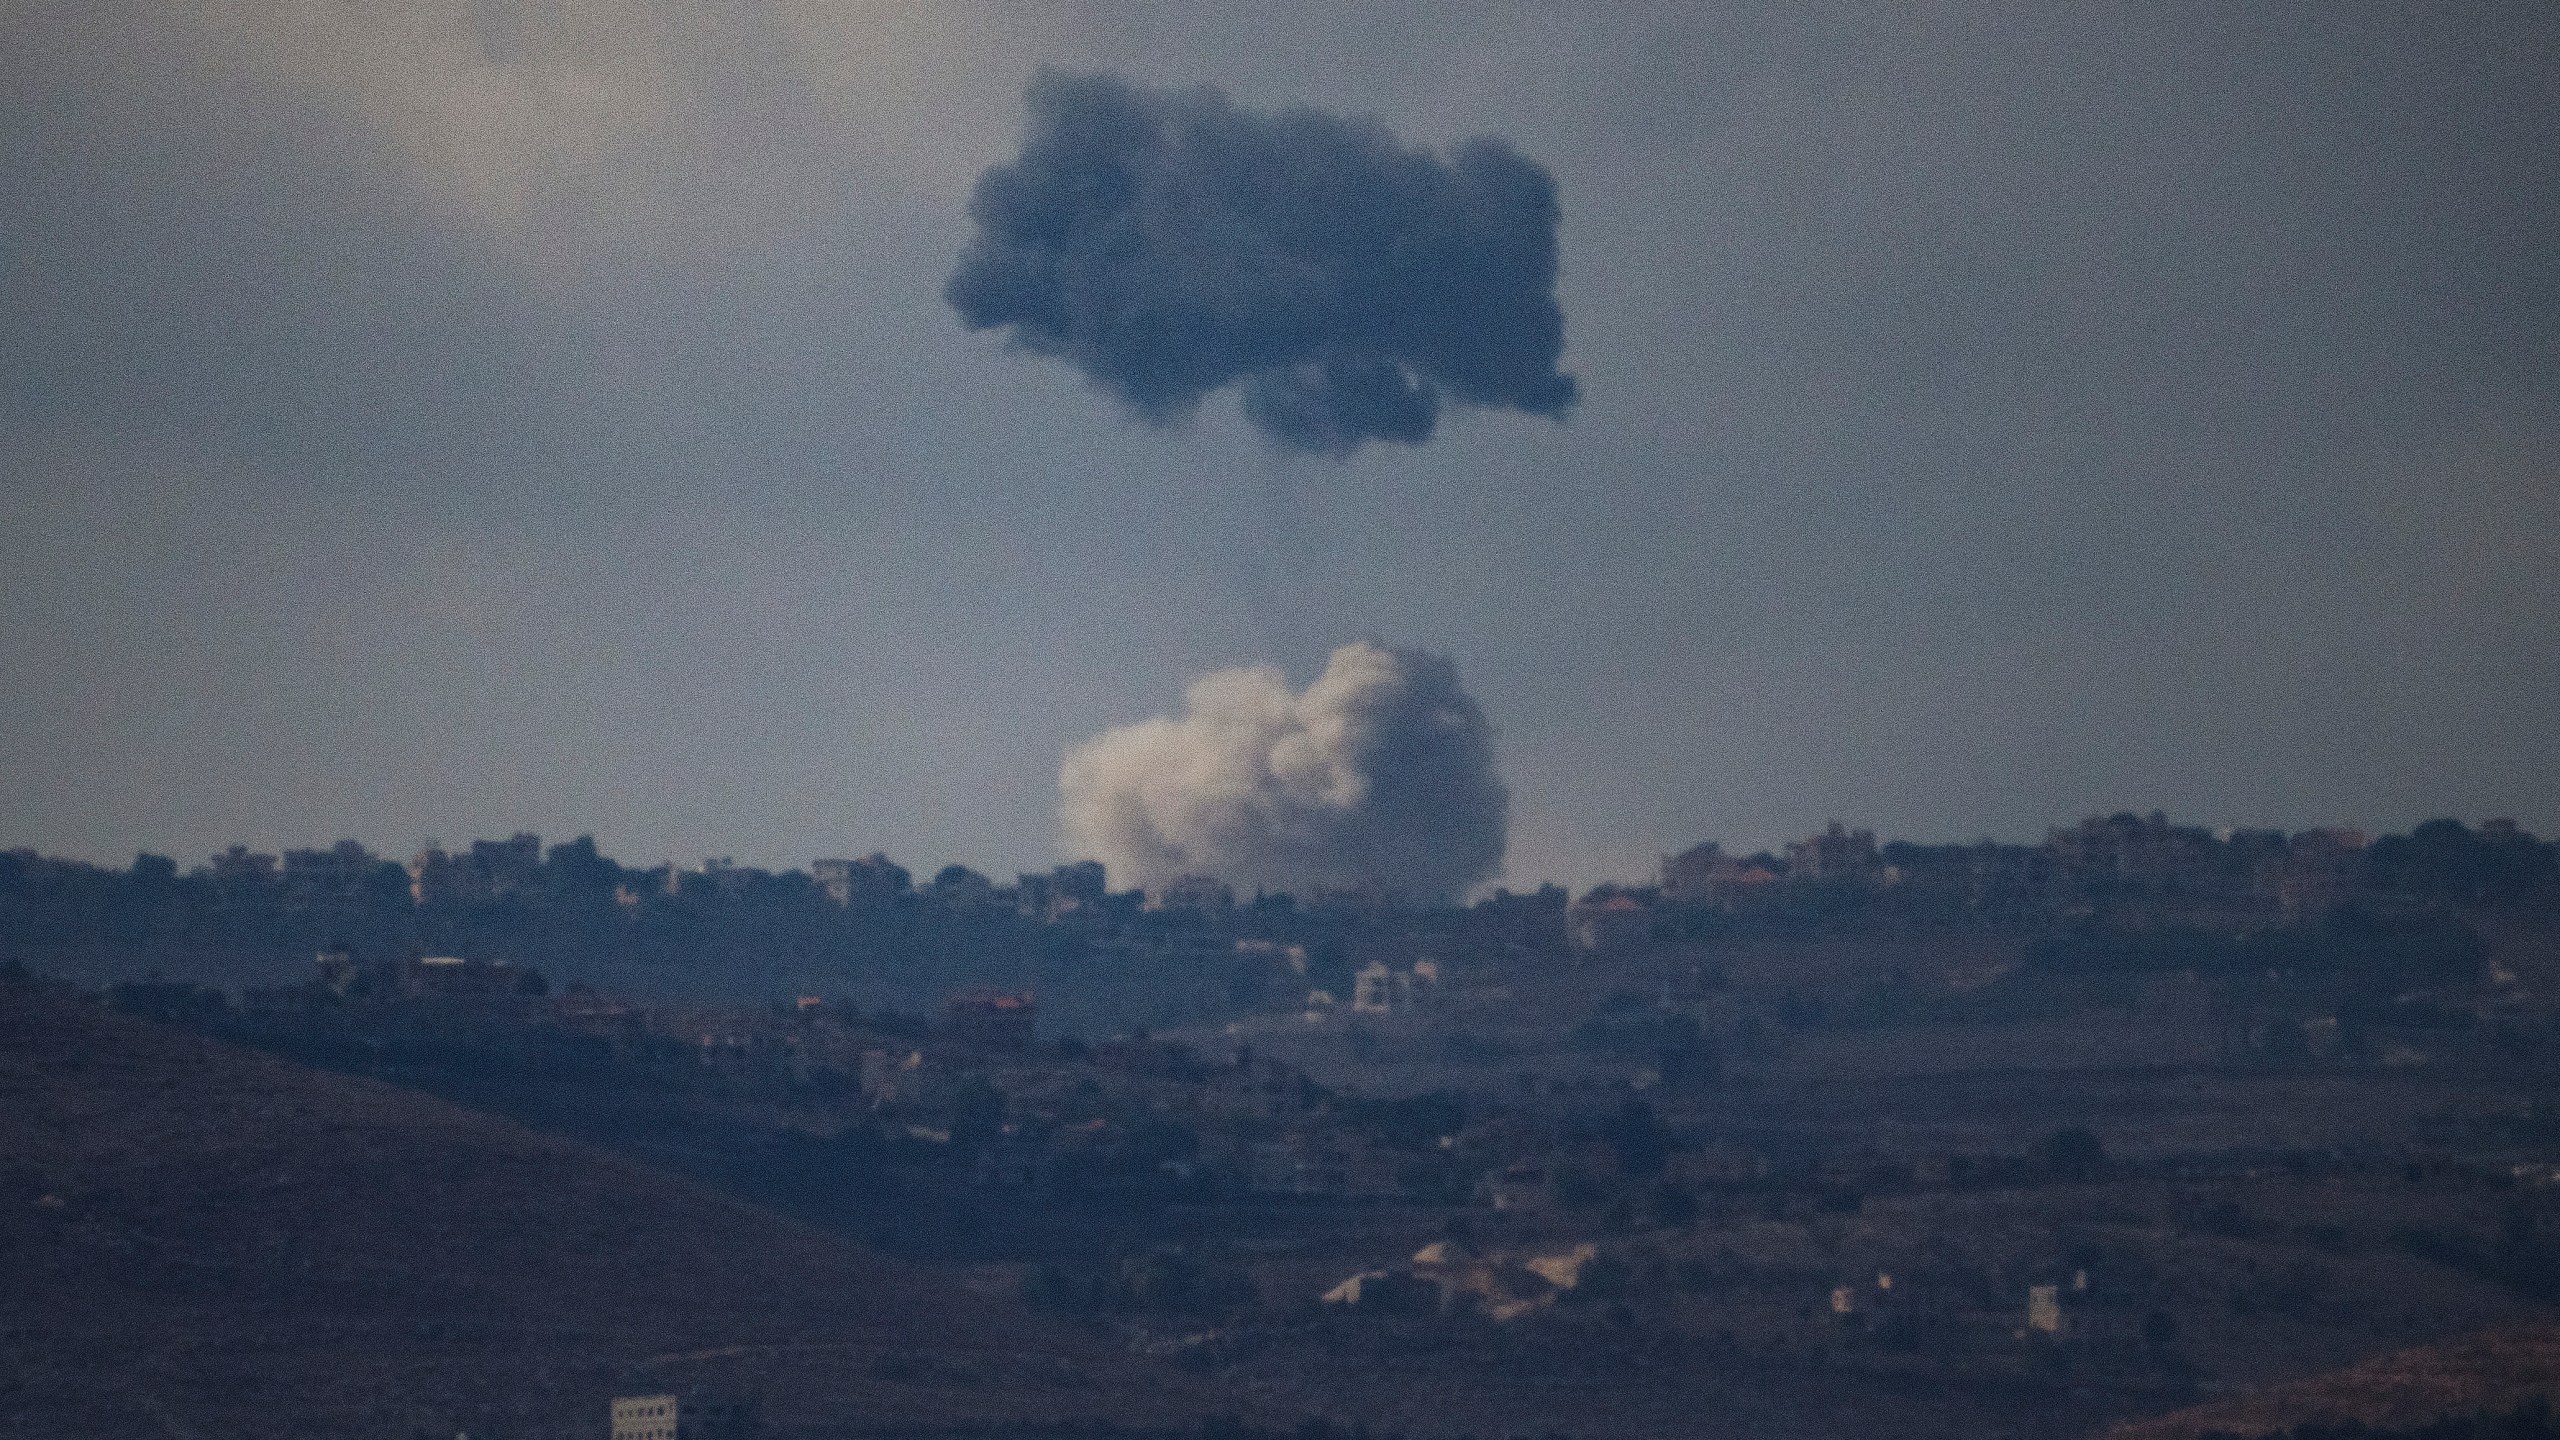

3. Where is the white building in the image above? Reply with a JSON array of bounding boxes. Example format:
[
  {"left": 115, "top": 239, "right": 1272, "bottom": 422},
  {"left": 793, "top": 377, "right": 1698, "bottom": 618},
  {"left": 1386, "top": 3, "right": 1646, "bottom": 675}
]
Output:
[
  {"left": 1352, "top": 959, "right": 1439, "bottom": 1013},
  {"left": 2027, "top": 1283, "right": 2064, "bottom": 1335},
  {"left": 611, "top": 1393, "right": 756, "bottom": 1440}
]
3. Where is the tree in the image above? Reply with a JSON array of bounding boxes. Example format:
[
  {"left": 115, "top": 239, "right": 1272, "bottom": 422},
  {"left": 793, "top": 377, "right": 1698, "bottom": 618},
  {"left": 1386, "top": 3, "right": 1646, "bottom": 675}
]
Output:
[
  {"left": 950, "top": 1076, "right": 1007, "bottom": 1148},
  {"left": 2038, "top": 1127, "right": 2107, "bottom": 1182},
  {"left": 1601, "top": 1099, "right": 1670, "bottom": 1178},
  {"left": 1647, "top": 1179, "right": 1700, "bottom": 1230}
]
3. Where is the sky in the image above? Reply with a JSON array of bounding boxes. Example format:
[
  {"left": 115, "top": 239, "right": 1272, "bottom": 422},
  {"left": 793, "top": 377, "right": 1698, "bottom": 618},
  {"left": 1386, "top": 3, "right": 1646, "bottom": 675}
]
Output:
[{"left": 4, "top": 2, "right": 2556, "bottom": 891}]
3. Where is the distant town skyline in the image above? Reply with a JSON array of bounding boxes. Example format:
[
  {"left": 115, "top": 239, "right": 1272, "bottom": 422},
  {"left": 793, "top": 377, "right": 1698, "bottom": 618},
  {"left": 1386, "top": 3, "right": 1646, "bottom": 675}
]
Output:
[{"left": 16, "top": 807, "right": 2547, "bottom": 908}]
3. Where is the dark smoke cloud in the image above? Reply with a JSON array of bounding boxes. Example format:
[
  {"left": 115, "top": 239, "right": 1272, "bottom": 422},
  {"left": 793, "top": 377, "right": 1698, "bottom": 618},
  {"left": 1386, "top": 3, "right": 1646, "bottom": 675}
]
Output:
[
  {"left": 1060, "top": 642, "right": 1508, "bottom": 900},
  {"left": 946, "top": 71, "right": 1577, "bottom": 455}
]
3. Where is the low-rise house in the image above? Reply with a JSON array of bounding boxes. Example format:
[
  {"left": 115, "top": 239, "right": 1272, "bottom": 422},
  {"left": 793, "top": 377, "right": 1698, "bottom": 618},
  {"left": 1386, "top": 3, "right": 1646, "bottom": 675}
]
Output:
[
  {"left": 2026, "top": 1283, "right": 2064, "bottom": 1335},
  {"left": 1320, "top": 1268, "right": 1440, "bottom": 1314},
  {"left": 280, "top": 840, "right": 382, "bottom": 901},
  {"left": 401, "top": 954, "right": 542, "bottom": 998},
  {"left": 2258, "top": 827, "right": 2370, "bottom": 921},
  {"left": 810, "top": 853, "right": 908, "bottom": 906},
  {"left": 1351, "top": 960, "right": 1437, "bottom": 1013},
  {"left": 1568, "top": 890, "right": 1654, "bottom": 952},
  {"left": 1337, "top": 1239, "right": 1596, "bottom": 1322},
  {"left": 1236, "top": 938, "right": 1309, "bottom": 972},
  {"left": 1520, "top": 1242, "right": 1598, "bottom": 1290},
  {"left": 1786, "top": 822, "right": 1884, "bottom": 883},
  {"left": 1660, "top": 842, "right": 1787, "bottom": 909},
  {"left": 944, "top": 991, "right": 1037, "bottom": 1050},
  {"left": 1020, "top": 860, "right": 1108, "bottom": 919}
]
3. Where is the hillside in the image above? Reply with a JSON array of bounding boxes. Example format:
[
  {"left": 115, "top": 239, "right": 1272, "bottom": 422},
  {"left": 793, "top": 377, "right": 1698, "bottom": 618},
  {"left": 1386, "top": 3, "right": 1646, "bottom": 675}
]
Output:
[
  {"left": 0, "top": 975, "right": 1223, "bottom": 1439},
  {"left": 2102, "top": 1322, "right": 2560, "bottom": 1440}
]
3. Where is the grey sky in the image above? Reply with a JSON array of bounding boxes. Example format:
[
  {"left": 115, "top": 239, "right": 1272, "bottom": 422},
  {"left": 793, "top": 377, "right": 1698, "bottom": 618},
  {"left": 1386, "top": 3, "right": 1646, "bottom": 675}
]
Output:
[{"left": 4, "top": 2, "right": 2555, "bottom": 890}]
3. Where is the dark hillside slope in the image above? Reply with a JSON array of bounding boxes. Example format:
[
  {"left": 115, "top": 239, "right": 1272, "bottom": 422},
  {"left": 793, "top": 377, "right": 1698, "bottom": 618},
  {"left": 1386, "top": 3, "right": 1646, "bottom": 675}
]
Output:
[
  {"left": 0, "top": 976, "right": 1218, "bottom": 1439},
  {"left": 2102, "top": 1322, "right": 2560, "bottom": 1440}
]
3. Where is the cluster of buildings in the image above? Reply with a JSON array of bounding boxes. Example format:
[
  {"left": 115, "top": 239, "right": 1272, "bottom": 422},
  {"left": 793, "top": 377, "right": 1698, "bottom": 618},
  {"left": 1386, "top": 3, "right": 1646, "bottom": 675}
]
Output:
[
  {"left": 306, "top": 946, "right": 547, "bottom": 1001},
  {"left": 1322, "top": 1238, "right": 1600, "bottom": 1321},
  {"left": 407, "top": 834, "right": 546, "bottom": 904},
  {"left": 1565, "top": 812, "right": 2532, "bottom": 950}
]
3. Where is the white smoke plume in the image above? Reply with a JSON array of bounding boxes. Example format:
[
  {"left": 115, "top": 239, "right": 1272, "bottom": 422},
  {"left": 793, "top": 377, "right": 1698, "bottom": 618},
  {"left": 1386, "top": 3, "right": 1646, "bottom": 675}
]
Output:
[{"left": 1061, "top": 642, "right": 1509, "bottom": 901}]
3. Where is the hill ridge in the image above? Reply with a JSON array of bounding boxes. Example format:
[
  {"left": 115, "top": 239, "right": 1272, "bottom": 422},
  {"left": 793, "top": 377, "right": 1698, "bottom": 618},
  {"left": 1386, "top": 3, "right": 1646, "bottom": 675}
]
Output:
[
  {"left": 0, "top": 974, "right": 1225, "bottom": 1439},
  {"left": 2101, "top": 1321, "right": 2560, "bottom": 1440}
]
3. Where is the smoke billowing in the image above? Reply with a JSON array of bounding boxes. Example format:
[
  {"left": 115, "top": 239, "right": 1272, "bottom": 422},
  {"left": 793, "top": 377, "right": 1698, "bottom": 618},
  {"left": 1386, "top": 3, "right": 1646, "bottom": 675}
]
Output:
[
  {"left": 947, "top": 71, "right": 1577, "bottom": 455},
  {"left": 1061, "top": 642, "right": 1508, "bottom": 900}
]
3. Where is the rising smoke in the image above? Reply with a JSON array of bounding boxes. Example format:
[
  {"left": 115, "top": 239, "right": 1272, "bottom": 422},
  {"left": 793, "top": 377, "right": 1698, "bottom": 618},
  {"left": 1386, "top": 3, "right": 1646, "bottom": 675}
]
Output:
[
  {"left": 946, "top": 71, "right": 1578, "bottom": 456},
  {"left": 1061, "top": 642, "right": 1509, "bottom": 900}
]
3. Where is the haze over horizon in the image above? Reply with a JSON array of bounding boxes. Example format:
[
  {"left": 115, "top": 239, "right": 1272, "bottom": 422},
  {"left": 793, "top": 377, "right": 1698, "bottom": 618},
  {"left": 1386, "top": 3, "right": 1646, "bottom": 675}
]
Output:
[{"left": 6, "top": 3, "right": 2557, "bottom": 892}]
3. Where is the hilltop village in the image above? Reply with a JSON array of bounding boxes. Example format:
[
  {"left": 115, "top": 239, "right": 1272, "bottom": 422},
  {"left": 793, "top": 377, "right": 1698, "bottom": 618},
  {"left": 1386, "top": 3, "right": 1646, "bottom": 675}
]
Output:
[
  {"left": 6, "top": 809, "right": 2547, "bottom": 1022},
  {"left": 9, "top": 813, "right": 2560, "bottom": 1438}
]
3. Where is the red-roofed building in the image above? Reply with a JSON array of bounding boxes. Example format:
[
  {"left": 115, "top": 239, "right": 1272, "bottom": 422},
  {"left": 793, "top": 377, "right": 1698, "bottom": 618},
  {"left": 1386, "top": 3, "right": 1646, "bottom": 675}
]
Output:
[{"left": 943, "top": 991, "right": 1037, "bottom": 1050}]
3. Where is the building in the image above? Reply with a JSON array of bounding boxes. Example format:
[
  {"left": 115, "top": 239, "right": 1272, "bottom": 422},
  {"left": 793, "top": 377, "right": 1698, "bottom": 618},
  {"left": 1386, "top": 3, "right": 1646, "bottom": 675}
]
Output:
[
  {"left": 1657, "top": 843, "right": 1784, "bottom": 909},
  {"left": 610, "top": 1393, "right": 758, "bottom": 1440},
  {"left": 1149, "top": 873, "right": 1234, "bottom": 913},
  {"left": 401, "top": 954, "right": 544, "bottom": 998},
  {"left": 927, "top": 864, "right": 998, "bottom": 905},
  {"left": 1052, "top": 859, "right": 1106, "bottom": 901},
  {"left": 810, "top": 853, "right": 908, "bottom": 906},
  {"left": 2045, "top": 811, "right": 2225, "bottom": 897},
  {"left": 472, "top": 833, "right": 544, "bottom": 896},
  {"left": 1236, "top": 938, "right": 1310, "bottom": 973},
  {"left": 943, "top": 990, "right": 1037, "bottom": 1050},
  {"left": 1659, "top": 842, "right": 1727, "bottom": 903},
  {"left": 1785, "top": 822, "right": 1883, "bottom": 883},
  {"left": 280, "top": 840, "right": 380, "bottom": 899},
  {"left": 410, "top": 833, "right": 545, "bottom": 905},
  {"left": 1012, "top": 860, "right": 1110, "bottom": 919},
  {"left": 666, "top": 857, "right": 756, "bottom": 900},
  {"left": 1321, "top": 1268, "right": 1441, "bottom": 1314},
  {"left": 1959, "top": 841, "right": 2054, "bottom": 907},
  {"left": 203, "top": 845, "right": 278, "bottom": 887},
  {"left": 1407, "top": 1239, "right": 1572, "bottom": 1322},
  {"left": 1478, "top": 1163, "right": 1552, "bottom": 1213},
  {"left": 1568, "top": 889, "right": 1653, "bottom": 951},
  {"left": 2026, "top": 1283, "right": 2064, "bottom": 1335},
  {"left": 2259, "top": 827, "right": 2370, "bottom": 921},
  {"left": 1351, "top": 959, "right": 1435, "bottom": 1013}
]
